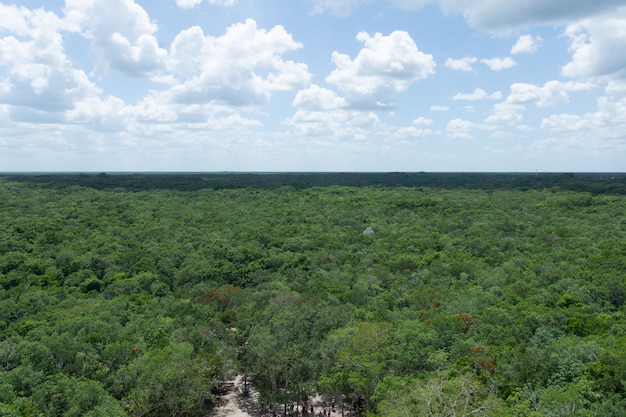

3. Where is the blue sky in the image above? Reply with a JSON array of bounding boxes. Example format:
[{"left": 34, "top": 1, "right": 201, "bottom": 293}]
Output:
[{"left": 1, "top": 0, "right": 625, "bottom": 172}]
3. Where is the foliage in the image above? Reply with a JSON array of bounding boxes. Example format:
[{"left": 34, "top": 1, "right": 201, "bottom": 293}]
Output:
[{"left": 0, "top": 173, "right": 625, "bottom": 416}]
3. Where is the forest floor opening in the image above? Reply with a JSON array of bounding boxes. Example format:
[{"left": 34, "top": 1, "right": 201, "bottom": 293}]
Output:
[{"left": 205, "top": 375, "right": 354, "bottom": 417}]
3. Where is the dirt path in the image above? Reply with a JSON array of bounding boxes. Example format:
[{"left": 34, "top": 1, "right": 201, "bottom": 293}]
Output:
[
  {"left": 205, "top": 375, "right": 259, "bottom": 417},
  {"left": 205, "top": 376, "right": 352, "bottom": 417}
]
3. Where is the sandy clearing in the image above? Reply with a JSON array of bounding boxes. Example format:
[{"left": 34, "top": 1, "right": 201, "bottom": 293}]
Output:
[
  {"left": 205, "top": 375, "right": 352, "bottom": 417},
  {"left": 205, "top": 375, "right": 258, "bottom": 417}
]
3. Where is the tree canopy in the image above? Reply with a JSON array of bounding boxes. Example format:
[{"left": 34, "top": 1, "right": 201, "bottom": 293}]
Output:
[{"left": 1, "top": 173, "right": 625, "bottom": 416}]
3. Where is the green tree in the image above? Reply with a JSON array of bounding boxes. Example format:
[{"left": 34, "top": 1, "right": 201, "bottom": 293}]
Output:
[
  {"left": 246, "top": 292, "right": 320, "bottom": 409},
  {"left": 323, "top": 321, "right": 392, "bottom": 413},
  {"left": 124, "top": 342, "right": 218, "bottom": 417},
  {"left": 31, "top": 373, "right": 126, "bottom": 417},
  {"left": 374, "top": 372, "right": 503, "bottom": 417}
]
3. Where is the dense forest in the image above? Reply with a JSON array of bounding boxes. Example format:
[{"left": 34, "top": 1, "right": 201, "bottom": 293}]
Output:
[{"left": 1, "top": 173, "right": 625, "bottom": 416}]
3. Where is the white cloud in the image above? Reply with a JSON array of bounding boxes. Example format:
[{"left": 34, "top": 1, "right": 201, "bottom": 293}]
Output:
[
  {"left": 396, "top": 126, "right": 432, "bottom": 141},
  {"left": 0, "top": 7, "right": 309, "bottom": 132},
  {"left": 541, "top": 96, "right": 626, "bottom": 132},
  {"left": 591, "top": 95, "right": 626, "bottom": 124},
  {"left": 562, "top": 7, "right": 626, "bottom": 79},
  {"left": 292, "top": 84, "right": 347, "bottom": 110},
  {"left": 0, "top": 4, "right": 35, "bottom": 35},
  {"left": 107, "top": 32, "right": 168, "bottom": 77},
  {"left": 131, "top": 94, "right": 179, "bottom": 123},
  {"left": 210, "top": 0, "right": 238, "bottom": 6},
  {"left": 176, "top": 0, "right": 203, "bottom": 8},
  {"left": 446, "top": 118, "right": 494, "bottom": 140},
  {"left": 168, "top": 19, "right": 310, "bottom": 106},
  {"left": 533, "top": 96, "right": 626, "bottom": 160},
  {"left": 412, "top": 116, "right": 433, "bottom": 126},
  {"left": 481, "top": 57, "right": 516, "bottom": 71},
  {"left": 484, "top": 102, "right": 525, "bottom": 124},
  {"left": 64, "top": 0, "right": 156, "bottom": 38},
  {"left": 485, "top": 80, "right": 595, "bottom": 123},
  {"left": 444, "top": 56, "right": 477, "bottom": 71},
  {"left": 507, "top": 80, "right": 594, "bottom": 107},
  {"left": 438, "top": 0, "right": 624, "bottom": 31},
  {"left": 430, "top": 105, "right": 450, "bottom": 112},
  {"left": 605, "top": 79, "right": 626, "bottom": 97},
  {"left": 66, "top": 95, "right": 129, "bottom": 125},
  {"left": 176, "top": 0, "right": 237, "bottom": 8},
  {"left": 64, "top": 0, "right": 167, "bottom": 77},
  {"left": 0, "top": 5, "right": 100, "bottom": 114},
  {"left": 453, "top": 88, "right": 502, "bottom": 101},
  {"left": 284, "top": 107, "right": 380, "bottom": 141},
  {"left": 511, "top": 34, "right": 542, "bottom": 54},
  {"left": 326, "top": 30, "right": 435, "bottom": 108},
  {"left": 540, "top": 113, "right": 590, "bottom": 132},
  {"left": 1, "top": 0, "right": 624, "bottom": 172}
]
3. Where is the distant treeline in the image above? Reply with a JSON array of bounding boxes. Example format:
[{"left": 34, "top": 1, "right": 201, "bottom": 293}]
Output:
[{"left": 2, "top": 172, "right": 626, "bottom": 194}]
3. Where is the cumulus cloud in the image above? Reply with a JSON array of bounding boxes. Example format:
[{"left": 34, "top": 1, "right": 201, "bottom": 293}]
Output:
[
  {"left": 481, "top": 57, "right": 516, "bottom": 71},
  {"left": 562, "top": 7, "right": 626, "bottom": 79},
  {"left": 485, "top": 80, "right": 595, "bottom": 123},
  {"left": 437, "top": 0, "right": 624, "bottom": 31},
  {"left": 176, "top": 0, "right": 203, "bottom": 8},
  {"left": 430, "top": 105, "right": 450, "bottom": 112},
  {"left": 131, "top": 93, "right": 179, "bottom": 123},
  {"left": 605, "top": 80, "right": 626, "bottom": 97},
  {"left": 325, "top": 30, "right": 435, "bottom": 109},
  {"left": 0, "top": 4, "right": 36, "bottom": 35},
  {"left": 64, "top": 0, "right": 167, "bottom": 77},
  {"left": 0, "top": 5, "right": 100, "bottom": 114},
  {"left": 541, "top": 96, "right": 626, "bottom": 132},
  {"left": 396, "top": 125, "right": 432, "bottom": 141},
  {"left": 540, "top": 113, "right": 590, "bottom": 132},
  {"left": 412, "top": 116, "right": 433, "bottom": 126},
  {"left": 484, "top": 102, "right": 525, "bottom": 124},
  {"left": 508, "top": 81, "right": 593, "bottom": 107},
  {"left": 292, "top": 85, "right": 347, "bottom": 110},
  {"left": 168, "top": 19, "right": 310, "bottom": 106},
  {"left": 511, "top": 34, "right": 542, "bottom": 54},
  {"left": 444, "top": 56, "right": 477, "bottom": 71},
  {"left": 176, "top": 0, "right": 237, "bottom": 8},
  {"left": 446, "top": 118, "right": 494, "bottom": 140},
  {"left": 0, "top": 4, "right": 310, "bottom": 131},
  {"left": 534, "top": 96, "right": 626, "bottom": 161},
  {"left": 284, "top": 107, "right": 380, "bottom": 140},
  {"left": 453, "top": 88, "right": 502, "bottom": 101},
  {"left": 66, "top": 95, "right": 129, "bottom": 125}
]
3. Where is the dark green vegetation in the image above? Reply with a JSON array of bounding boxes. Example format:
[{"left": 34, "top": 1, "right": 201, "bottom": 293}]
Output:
[{"left": 1, "top": 173, "right": 625, "bottom": 416}]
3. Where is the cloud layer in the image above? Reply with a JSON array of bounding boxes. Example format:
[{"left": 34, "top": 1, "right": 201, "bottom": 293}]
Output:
[
  {"left": 325, "top": 31, "right": 435, "bottom": 108},
  {"left": 0, "top": 0, "right": 625, "bottom": 171}
]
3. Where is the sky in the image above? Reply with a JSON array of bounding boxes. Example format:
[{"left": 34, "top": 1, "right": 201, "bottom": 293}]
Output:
[{"left": 0, "top": 0, "right": 625, "bottom": 172}]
